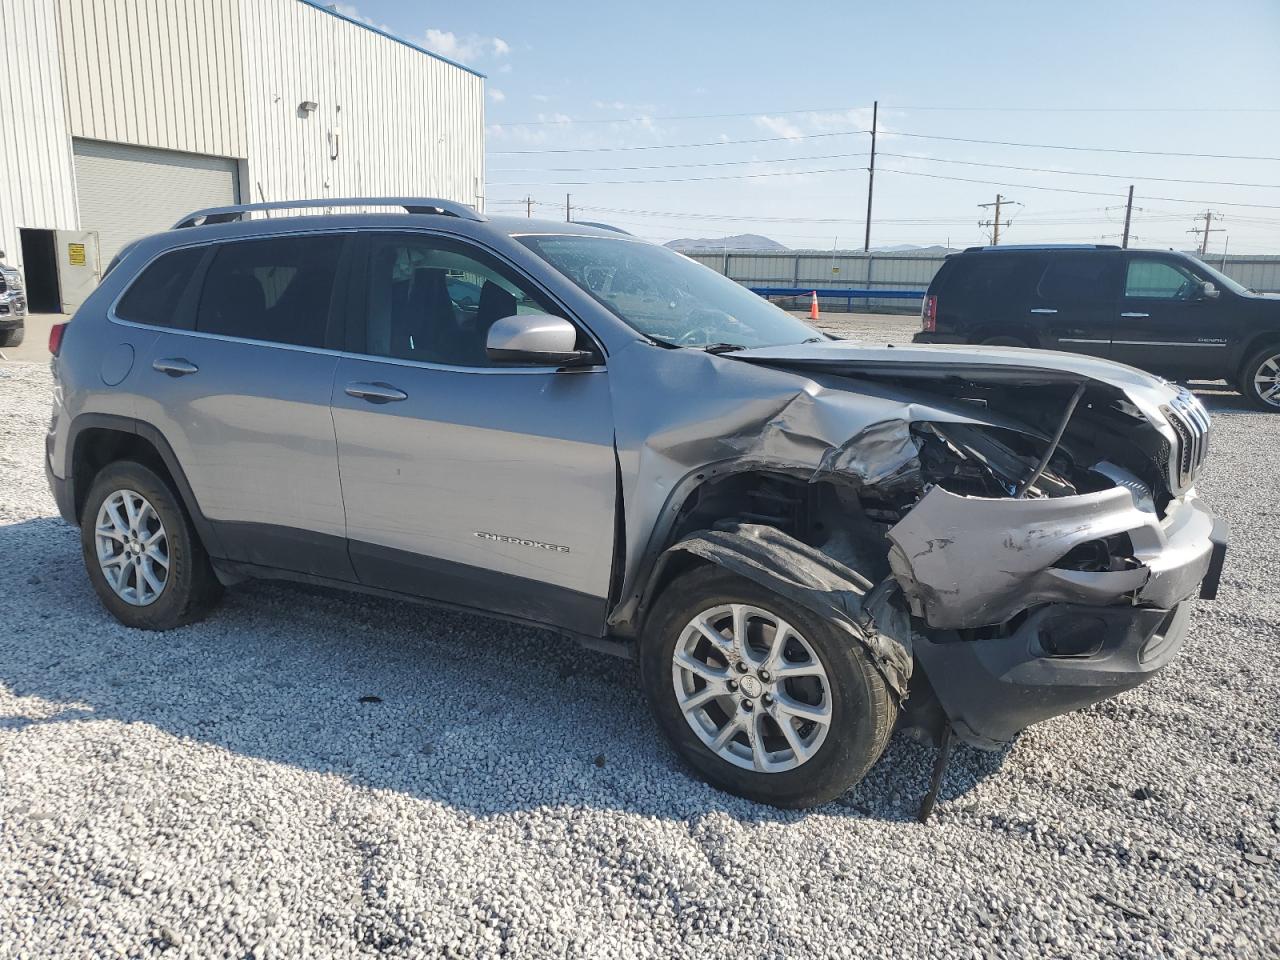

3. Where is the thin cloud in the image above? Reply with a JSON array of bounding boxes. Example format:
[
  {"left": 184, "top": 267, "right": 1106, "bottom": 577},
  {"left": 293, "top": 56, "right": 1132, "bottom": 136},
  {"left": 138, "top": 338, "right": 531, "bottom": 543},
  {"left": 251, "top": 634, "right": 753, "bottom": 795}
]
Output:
[
  {"left": 754, "top": 115, "right": 805, "bottom": 140},
  {"left": 421, "top": 28, "right": 512, "bottom": 64},
  {"left": 489, "top": 88, "right": 506, "bottom": 103}
]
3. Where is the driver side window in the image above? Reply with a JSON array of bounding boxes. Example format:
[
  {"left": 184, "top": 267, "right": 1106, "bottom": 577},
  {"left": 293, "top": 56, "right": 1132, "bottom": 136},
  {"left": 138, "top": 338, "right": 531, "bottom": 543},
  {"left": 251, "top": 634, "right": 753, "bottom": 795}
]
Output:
[
  {"left": 1125, "top": 259, "right": 1197, "bottom": 300},
  {"left": 360, "top": 234, "right": 552, "bottom": 367}
]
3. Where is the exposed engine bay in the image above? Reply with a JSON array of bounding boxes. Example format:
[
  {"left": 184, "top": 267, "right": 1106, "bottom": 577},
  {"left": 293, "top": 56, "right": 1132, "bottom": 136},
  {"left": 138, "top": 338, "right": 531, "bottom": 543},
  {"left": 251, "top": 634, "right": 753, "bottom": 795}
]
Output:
[{"left": 610, "top": 341, "right": 1225, "bottom": 761}]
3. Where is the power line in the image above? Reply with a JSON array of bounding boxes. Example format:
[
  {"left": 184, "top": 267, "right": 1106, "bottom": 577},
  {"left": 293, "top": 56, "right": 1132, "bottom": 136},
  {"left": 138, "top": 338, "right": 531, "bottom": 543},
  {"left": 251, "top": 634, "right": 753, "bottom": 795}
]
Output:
[
  {"left": 490, "top": 130, "right": 867, "bottom": 156},
  {"left": 490, "top": 163, "right": 872, "bottom": 187},
  {"left": 493, "top": 103, "right": 1280, "bottom": 127},
  {"left": 490, "top": 126, "right": 1280, "bottom": 163},
  {"left": 491, "top": 151, "right": 868, "bottom": 174},
  {"left": 877, "top": 167, "right": 1280, "bottom": 210},
  {"left": 879, "top": 153, "right": 1280, "bottom": 190}
]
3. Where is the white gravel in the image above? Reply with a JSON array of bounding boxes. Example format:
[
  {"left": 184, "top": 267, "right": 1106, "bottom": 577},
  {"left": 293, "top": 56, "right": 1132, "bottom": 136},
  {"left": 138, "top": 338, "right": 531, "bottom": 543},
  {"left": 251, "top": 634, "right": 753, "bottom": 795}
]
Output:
[{"left": 1, "top": 356, "right": 1277, "bottom": 959}]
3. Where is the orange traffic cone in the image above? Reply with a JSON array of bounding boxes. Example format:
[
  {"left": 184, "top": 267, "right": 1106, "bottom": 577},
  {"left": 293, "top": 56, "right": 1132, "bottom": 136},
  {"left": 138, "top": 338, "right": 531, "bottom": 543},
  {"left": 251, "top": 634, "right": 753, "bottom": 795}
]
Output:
[{"left": 809, "top": 290, "right": 820, "bottom": 320}]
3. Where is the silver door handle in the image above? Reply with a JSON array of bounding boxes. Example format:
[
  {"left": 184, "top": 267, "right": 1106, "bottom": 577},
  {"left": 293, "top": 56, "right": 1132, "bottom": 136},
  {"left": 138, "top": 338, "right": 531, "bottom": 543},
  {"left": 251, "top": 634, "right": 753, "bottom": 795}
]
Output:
[
  {"left": 1121, "top": 312, "right": 1150, "bottom": 318},
  {"left": 1029, "top": 308, "right": 1058, "bottom": 314},
  {"left": 345, "top": 381, "right": 408, "bottom": 403},
  {"left": 152, "top": 358, "right": 198, "bottom": 376}
]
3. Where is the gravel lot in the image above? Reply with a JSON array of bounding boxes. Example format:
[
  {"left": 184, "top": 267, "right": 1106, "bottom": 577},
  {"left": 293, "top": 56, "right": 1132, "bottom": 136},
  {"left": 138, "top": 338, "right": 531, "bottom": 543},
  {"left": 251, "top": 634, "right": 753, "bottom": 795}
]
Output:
[{"left": 1, "top": 344, "right": 1277, "bottom": 959}]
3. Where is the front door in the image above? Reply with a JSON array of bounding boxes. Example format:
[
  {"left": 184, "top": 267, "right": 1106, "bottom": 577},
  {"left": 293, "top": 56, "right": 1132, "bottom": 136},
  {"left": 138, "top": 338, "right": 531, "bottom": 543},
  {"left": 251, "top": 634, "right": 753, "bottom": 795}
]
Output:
[
  {"left": 1027, "top": 251, "right": 1122, "bottom": 358},
  {"left": 330, "top": 231, "right": 617, "bottom": 636},
  {"left": 1110, "top": 255, "right": 1231, "bottom": 377},
  {"left": 134, "top": 232, "right": 355, "bottom": 579}
]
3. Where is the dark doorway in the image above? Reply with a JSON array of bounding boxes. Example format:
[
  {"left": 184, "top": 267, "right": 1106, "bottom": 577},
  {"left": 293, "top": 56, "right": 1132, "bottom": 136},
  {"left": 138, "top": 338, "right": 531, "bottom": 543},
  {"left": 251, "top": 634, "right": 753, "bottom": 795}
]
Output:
[{"left": 19, "top": 229, "right": 60, "bottom": 313}]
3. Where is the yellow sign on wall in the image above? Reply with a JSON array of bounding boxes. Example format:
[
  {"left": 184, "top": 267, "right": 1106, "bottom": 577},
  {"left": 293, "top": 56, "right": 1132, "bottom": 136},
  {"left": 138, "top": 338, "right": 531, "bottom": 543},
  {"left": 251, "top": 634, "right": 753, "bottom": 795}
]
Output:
[{"left": 68, "top": 243, "right": 86, "bottom": 266}]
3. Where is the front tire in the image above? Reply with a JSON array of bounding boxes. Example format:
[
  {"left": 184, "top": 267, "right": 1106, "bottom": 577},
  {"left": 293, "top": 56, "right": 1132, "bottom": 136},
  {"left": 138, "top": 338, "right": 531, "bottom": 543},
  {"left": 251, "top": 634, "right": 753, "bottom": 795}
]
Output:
[
  {"left": 80, "top": 461, "right": 222, "bottom": 630},
  {"left": 1239, "top": 344, "right": 1280, "bottom": 411},
  {"left": 0, "top": 326, "right": 24, "bottom": 348},
  {"left": 640, "top": 565, "right": 896, "bottom": 808}
]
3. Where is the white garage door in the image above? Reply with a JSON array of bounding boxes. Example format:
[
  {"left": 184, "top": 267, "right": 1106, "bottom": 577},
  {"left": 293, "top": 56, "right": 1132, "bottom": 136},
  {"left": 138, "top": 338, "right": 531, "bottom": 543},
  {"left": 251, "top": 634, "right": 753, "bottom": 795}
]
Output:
[{"left": 73, "top": 139, "right": 240, "bottom": 265}]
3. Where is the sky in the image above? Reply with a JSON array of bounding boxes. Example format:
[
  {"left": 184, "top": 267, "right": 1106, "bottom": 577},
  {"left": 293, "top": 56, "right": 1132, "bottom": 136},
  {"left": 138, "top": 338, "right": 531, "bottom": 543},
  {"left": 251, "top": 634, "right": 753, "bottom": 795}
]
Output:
[{"left": 338, "top": 0, "right": 1280, "bottom": 253}]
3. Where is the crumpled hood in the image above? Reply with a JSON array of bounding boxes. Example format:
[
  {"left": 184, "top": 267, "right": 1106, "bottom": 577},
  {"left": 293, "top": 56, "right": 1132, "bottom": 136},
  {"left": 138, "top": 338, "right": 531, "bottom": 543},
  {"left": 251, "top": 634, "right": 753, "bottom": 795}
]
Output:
[{"left": 731, "top": 339, "right": 1182, "bottom": 428}]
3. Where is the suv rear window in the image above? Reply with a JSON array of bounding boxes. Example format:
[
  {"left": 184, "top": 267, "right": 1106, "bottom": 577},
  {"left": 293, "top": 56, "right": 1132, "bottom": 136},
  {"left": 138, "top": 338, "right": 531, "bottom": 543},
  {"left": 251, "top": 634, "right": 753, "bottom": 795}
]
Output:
[
  {"left": 1036, "top": 255, "right": 1121, "bottom": 303},
  {"left": 944, "top": 255, "right": 1039, "bottom": 303},
  {"left": 196, "top": 235, "right": 344, "bottom": 347},
  {"left": 115, "top": 247, "right": 204, "bottom": 327}
]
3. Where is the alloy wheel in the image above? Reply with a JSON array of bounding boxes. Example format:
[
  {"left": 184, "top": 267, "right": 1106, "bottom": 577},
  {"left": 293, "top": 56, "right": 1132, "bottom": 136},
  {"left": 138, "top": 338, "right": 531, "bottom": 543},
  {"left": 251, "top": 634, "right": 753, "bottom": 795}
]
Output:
[
  {"left": 1254, "top": 352, "right": 1280, "bottom": 407},
  {"left": 672, "top": 603, "right": 832, "bottom": 773},
  {"left": 94, "top": 489, "right": 170, "bottom": 606}
]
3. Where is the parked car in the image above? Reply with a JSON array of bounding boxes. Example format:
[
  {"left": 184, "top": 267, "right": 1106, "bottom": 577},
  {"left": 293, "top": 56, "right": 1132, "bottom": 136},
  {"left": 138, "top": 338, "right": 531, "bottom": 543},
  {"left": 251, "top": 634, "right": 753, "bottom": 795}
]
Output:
[
  {"left": 45, "top": 200, "right": 1227, "bottom": 809},
  {"left": 0, "top": 250, "right": 26, "bottom": 347},
  {"left": 913, "top": 244, "right": 1280, "bottom": 410}
]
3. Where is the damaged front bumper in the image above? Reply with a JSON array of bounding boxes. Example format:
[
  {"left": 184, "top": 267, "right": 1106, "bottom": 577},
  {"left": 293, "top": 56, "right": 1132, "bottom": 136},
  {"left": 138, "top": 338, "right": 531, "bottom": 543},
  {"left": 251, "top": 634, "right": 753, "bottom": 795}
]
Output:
[{"left": 888, "top": 486, "right": 1228, "bottom": 748}]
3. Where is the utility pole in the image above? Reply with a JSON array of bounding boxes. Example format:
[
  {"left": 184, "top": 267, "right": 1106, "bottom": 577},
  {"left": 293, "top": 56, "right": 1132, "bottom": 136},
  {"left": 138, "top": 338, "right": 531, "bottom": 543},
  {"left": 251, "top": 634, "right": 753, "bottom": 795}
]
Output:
[
  {"left": 1121, "top": 185, "right": 1134, "bottom": 249},
  {"left": 1188, "top": 210, "right": 1223, "bottom": 255},
  {"left": 863, "top": 100, "right": 877, "bottom": 252},
  {"left": 977, "top": 194, "right": 1016, "bottom": 245},
  {"left": 565, "top": 193, "right": 571, "bottom": 223},
  {"left": 526, "top": 196, "right": 533, "bottom": 218}
]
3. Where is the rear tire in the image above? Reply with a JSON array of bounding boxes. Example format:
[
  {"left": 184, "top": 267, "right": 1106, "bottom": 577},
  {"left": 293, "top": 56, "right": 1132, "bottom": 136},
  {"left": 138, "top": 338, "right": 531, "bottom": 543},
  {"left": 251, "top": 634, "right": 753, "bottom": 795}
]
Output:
[
  {"left": 640, "top": 565, "right": 896, "bottom": 808},
  {"left": 80, "top": 460, "right": 223, "bottom": 630},
  {"left": 0, "top": 326, "right": 24, "bottom": 348},
  {"left": 1239, "top": 344, "right": 1280, "bottom": 411}
]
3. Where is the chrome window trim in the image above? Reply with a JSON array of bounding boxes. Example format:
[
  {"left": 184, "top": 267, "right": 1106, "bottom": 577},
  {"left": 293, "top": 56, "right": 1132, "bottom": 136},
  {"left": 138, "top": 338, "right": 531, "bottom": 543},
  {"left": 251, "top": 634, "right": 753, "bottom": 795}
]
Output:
[
  {"left": 106, "top": 226, "right": 362, "bottom": 334},
  {"left": 1058, "top": 338, "right": 1108, "bottom": 344},
  {"left": 109, "top": 315, "right": 605, "bottom": 377},
  {"left": 106, "top": 225, "right": 609, "bottom": 374}
]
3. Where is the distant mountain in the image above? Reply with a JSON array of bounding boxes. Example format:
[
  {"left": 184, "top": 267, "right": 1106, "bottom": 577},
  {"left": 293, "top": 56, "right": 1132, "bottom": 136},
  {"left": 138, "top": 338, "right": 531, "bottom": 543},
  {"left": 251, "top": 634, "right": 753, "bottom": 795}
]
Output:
[{"left": 665, "top": 234, "right": 789, "bottom": 253}]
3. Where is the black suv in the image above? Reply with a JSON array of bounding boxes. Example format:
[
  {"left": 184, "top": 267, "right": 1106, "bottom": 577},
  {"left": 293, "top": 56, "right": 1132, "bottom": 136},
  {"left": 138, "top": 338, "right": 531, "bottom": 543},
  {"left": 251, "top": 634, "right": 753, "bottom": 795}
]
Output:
[{"left": 913, "top": 245, "right": 1280, "bottom": 410}]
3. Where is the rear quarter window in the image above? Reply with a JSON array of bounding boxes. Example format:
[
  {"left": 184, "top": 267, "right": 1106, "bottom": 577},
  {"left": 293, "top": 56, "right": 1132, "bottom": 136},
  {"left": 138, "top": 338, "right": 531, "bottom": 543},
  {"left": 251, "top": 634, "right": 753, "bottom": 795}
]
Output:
[
  {"left": 114, "top": 247, "right": 205, "bottom": 327},
  {"left": 943, "top": 255, "right": 1042, "bottom": 305}
]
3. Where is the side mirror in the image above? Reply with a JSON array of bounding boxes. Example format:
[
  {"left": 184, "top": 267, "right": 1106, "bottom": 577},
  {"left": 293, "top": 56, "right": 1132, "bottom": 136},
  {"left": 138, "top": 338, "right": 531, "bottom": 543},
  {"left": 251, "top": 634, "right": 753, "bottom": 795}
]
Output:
[
  {"left": 486, "top": 312, "right": 594, "bottom": 365},
  {"left": 1200, "top": 281, "right": 1220, "bottom": 300}
]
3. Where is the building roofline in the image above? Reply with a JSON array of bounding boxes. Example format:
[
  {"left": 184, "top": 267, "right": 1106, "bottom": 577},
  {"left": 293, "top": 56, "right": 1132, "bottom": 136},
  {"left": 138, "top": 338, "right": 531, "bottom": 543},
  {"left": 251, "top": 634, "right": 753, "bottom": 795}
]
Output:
[{"left": 297, "top": 0, "right": 487, "bottom": 78}]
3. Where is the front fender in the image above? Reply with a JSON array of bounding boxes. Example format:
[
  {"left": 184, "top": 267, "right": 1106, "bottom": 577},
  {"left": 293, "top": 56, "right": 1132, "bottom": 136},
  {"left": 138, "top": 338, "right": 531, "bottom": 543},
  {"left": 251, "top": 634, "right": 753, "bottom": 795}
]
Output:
[{"left": 645, "top": 523, "right": 913, "bottom": 697}]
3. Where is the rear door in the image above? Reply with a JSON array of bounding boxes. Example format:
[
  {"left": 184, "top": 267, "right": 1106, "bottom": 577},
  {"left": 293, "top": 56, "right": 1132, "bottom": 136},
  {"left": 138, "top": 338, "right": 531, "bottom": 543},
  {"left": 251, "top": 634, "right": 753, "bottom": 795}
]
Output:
[
  {"left": 329, "top": 231, "right": 617, "bottom": 636},
  {"left": 131, "top": 232, "right": 356, "bottom": 579},
  {"left": 1110, "top": 254, "right": 1231, "bottom": 376},
  {"left": 1027, "top": 252, "right": 1122, "bottom": 358}
]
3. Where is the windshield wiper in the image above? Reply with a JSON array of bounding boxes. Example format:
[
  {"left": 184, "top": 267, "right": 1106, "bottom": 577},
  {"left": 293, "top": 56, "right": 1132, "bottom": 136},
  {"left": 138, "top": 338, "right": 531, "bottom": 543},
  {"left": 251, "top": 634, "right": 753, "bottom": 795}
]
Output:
[
  {"left": 802, "top": 336, "right": 826, "bottom": 343},
  {"left": 703, "top": 342, "right": 747, "bottom": 355}
]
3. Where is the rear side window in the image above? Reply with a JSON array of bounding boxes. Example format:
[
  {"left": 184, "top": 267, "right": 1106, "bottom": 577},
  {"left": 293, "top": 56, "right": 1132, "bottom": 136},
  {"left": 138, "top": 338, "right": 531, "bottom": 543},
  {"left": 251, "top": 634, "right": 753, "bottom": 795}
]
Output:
[
  {"left": 115, "top": 247, "right": 204, "bottom": 327},
  {"left": 196, "top": 235, "right": 344, "bottom": 347},
  {"left": 945, "top": 256, "right": 1039, "bottom": 304},
  {"left": 1036, "top": 255, "right": 1121, "bottom": 304}
]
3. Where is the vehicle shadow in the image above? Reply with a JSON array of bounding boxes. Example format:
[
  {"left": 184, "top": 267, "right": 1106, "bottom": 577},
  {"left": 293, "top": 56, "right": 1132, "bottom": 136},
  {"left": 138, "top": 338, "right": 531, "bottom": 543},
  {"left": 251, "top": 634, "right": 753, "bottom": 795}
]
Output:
[{"left": 0, "top": 515, "right": 1005, "bottom": 824}]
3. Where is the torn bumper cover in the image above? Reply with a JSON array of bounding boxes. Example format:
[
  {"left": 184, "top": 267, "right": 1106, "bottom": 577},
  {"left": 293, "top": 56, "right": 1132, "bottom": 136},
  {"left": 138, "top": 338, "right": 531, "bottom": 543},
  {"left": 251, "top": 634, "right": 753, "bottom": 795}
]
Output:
[
  {"left": 887, "top": 486, "right": 1229, "bottom": 748},
  {"left": 652, "top": 523, "right": 913, "bottom": 697},
  {"left": 886, "top": 485, "right": 1221, "bottom": 630}
]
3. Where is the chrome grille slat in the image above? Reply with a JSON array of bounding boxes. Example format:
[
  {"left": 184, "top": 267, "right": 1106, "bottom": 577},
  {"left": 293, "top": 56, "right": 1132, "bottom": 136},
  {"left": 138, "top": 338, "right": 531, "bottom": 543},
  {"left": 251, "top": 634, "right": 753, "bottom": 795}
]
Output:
[{"left": 1162, "top": 389, "right": 1211, "bottom": 491}]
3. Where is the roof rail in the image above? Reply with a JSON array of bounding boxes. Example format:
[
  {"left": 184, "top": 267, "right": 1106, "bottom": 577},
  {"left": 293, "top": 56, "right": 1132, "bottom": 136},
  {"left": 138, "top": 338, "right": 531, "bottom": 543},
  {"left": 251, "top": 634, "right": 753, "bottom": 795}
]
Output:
[
  {"left": 172, "top": 197, "right": 485, "bottom": 229},
  {"left": 962, "top": 243, "right": 1120, "bottom": 253}
]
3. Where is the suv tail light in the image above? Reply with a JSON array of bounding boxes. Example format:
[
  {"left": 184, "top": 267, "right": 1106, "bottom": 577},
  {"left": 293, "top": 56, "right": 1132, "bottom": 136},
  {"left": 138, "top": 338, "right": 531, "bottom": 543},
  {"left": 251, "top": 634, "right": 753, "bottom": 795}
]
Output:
[
  {"left": 922, "top": 295, "right": 937, "bottom": 332},
  {"left": 49, "top": 322, "right": 68, "bottom": 356}
]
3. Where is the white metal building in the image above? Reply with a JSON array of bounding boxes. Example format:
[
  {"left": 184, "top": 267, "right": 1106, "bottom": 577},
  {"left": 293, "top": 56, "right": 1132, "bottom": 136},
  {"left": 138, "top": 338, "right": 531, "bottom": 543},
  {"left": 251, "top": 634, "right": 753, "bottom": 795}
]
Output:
[{"left": 0, "top": 0, "right": 486, "bottom": 312}]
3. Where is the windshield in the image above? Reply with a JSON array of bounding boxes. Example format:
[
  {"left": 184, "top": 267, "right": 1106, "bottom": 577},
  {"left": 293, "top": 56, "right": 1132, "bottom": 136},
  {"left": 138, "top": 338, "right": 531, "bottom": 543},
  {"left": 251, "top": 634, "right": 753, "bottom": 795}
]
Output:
[
  {"left": 1185, "top": 255, "right": 1251, "bottom": 296},
  {"left": 517, "top": 234, "right": 822, "bottom": 349}
]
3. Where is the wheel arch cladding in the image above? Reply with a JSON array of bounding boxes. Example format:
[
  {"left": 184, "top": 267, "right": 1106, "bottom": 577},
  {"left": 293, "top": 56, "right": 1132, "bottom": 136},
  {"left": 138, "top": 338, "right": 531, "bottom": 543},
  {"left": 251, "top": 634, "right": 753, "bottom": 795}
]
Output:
[{"left": 647, "top": 522, "right": 912, "bottom": 698}]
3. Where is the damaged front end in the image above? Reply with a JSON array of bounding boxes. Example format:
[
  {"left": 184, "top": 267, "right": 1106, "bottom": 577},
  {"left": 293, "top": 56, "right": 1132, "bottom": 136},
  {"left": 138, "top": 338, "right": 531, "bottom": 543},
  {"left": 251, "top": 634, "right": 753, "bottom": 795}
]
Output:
[{"left": 615, "top": 341, "right": 1227, "bottom": 756}]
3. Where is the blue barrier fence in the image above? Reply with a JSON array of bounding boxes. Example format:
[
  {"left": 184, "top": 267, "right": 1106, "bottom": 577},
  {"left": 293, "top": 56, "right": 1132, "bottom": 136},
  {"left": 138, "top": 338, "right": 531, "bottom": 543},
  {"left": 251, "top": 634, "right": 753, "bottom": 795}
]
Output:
[{"left": 749, "top": 286, "right": 927, "bottom": 312}]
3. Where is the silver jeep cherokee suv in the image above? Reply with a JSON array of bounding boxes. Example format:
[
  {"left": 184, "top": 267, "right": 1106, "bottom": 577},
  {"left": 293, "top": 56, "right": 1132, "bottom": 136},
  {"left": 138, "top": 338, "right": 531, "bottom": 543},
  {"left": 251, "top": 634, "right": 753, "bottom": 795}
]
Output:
[{"left": 45, "top": 198, "right": 1228, "bottom": 810}]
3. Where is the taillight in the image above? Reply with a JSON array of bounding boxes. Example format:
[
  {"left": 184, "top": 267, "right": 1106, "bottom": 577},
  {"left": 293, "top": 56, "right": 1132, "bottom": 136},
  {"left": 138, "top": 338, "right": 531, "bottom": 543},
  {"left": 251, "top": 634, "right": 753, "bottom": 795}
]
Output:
[
  {"left": 49, "top": 322, "right": 68, "bottom": 356},
  {"left": 922, "top": 295, "right": 937, "bottom": 332}
]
